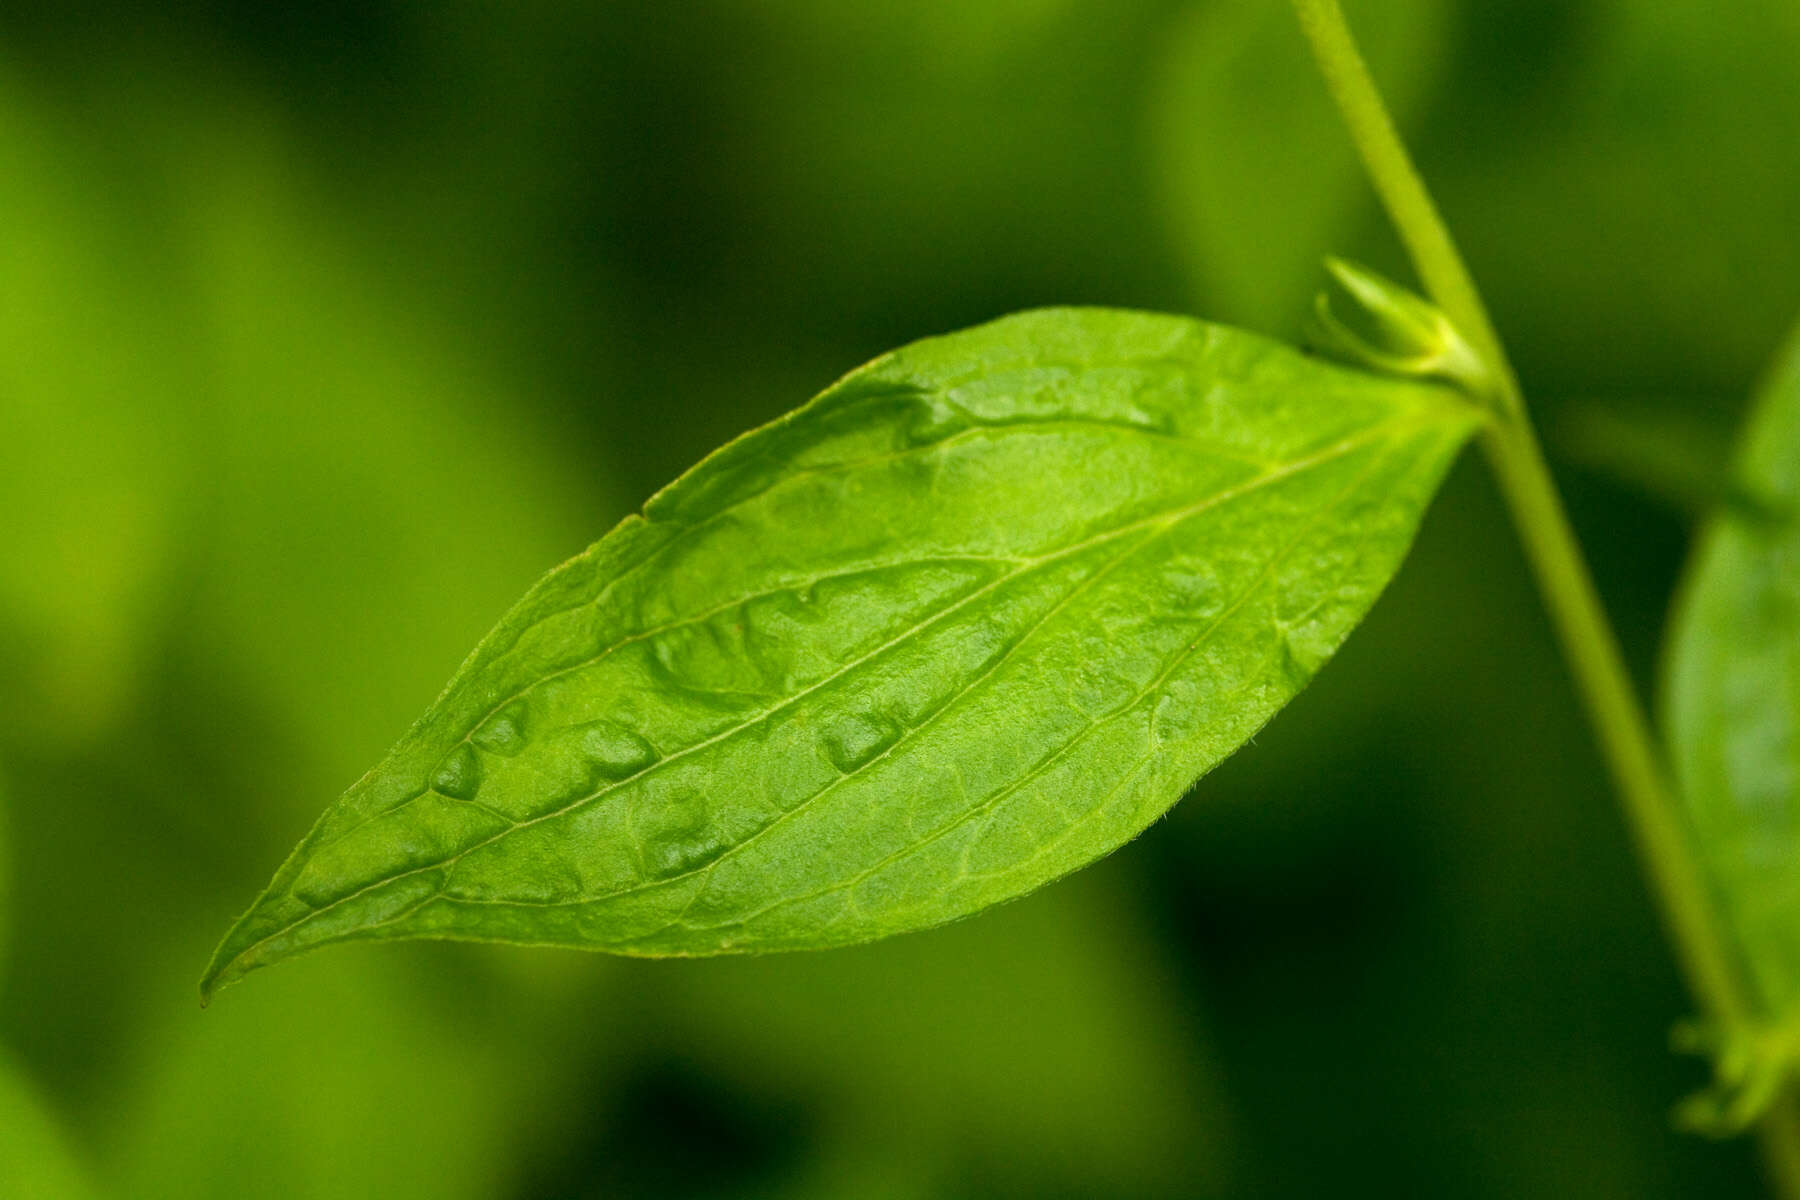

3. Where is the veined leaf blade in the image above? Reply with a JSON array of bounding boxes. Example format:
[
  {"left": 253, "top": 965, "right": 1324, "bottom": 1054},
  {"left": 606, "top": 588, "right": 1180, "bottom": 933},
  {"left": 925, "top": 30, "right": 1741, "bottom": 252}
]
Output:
[
  {"left": 204, "top": 308, "right": 1478, "bottom": 998},
  {"left": 1666, "top": 318, "right": 1800, "bottom": 1014}
]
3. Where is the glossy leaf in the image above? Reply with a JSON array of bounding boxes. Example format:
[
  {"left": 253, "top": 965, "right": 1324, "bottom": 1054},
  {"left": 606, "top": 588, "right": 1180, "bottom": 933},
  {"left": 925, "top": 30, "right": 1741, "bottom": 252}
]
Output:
[
  {"left": 204, "top": 308, "right": 1479, "bottom": 998},
  {"left": 1666, "top": 318, "right": 1800, "bottom": 1016}
]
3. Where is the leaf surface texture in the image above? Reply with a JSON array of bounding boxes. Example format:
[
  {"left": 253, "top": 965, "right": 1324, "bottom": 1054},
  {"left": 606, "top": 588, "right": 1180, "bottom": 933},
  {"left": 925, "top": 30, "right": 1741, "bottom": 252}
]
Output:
[{"left": 205, "top": 308, "right": 1477, "bottom": 997}]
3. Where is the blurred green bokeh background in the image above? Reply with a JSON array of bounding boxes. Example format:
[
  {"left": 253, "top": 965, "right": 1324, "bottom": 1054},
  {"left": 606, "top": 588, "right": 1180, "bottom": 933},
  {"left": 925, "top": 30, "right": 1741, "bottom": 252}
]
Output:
[{"left": 3, "top": 1, "right": 1798, "bottom": 1196}]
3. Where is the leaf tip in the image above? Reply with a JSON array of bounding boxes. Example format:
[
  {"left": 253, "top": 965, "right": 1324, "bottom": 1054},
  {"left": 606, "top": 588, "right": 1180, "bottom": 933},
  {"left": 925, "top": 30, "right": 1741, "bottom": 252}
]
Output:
[
  {"left": 197, "top": 951, "right": 235, "bottom": 1009},
  {"left": 198, "top": 912, "right": 266, "bottom": 1007}
]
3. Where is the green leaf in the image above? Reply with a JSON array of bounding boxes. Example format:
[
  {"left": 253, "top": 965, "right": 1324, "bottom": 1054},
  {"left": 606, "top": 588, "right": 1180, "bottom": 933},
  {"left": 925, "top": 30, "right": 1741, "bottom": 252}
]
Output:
[
  {"left": 204, "top": 308, "right": 1479, "bottom": 999},
  {"left": 1666, "top": 318, "right": 1800, "bottom": 1019}
]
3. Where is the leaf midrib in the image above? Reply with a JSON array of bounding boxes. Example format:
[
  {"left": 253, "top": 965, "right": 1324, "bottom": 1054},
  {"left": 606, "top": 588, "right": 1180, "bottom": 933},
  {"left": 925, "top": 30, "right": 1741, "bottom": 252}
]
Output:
[
  {"left": 212, "top": 413, "right": 1440, "bottom": 978},
  {"left": 436, "top": 414, "right": 1410, "bottom": 944},
  {"left": 312, "top": 409, "right": 1281, "bottom": 856},
  {"left": 472, "top": 413, "right": 1280, "bottom": 735},
  {"left": 694, "top": 425, "right": 1410, "bottom": 940}
]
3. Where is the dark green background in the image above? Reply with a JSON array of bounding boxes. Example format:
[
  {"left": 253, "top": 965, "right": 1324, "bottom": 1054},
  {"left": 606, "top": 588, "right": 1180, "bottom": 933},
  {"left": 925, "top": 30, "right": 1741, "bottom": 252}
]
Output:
[{"left": 3, "top": 1, "right": 1797, "bottom": 1196}]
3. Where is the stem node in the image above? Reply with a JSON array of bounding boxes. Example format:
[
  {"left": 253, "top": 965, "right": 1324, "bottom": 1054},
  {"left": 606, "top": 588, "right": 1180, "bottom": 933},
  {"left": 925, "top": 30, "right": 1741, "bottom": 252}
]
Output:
[{"left": 1285, "top": 0, "right": 1800, "bottom": 1191}]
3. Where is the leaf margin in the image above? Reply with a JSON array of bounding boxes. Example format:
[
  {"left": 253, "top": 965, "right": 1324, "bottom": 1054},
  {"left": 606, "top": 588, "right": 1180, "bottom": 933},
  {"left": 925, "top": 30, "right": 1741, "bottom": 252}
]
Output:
[{"left": 203, "top": 306, "right": 1483, "bottom": 1001}]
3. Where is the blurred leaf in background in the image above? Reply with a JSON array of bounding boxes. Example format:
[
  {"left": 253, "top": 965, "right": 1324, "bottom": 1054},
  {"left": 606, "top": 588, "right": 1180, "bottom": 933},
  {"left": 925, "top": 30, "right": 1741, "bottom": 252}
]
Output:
[
  {"left": 1665, "top": 317, "right": 1800, "bottom": 1031},
  {"left": 104, "top": 956, "right": 529, "bottom": 1200},
  {"left": 1148, "top": 0, "right": 1451, "bottom": 335},
  {"left": 0, "top": 766, "right": 10, "bottom": 982},
  {"left": 0, "top": 76, "right": 196, "bottom": 749},
  {"left": 618, "top": 872, "right": 1234, "bottom": 1200},
  {"left": 1425, "top": 0, "right": 1800, "bottom": 395},
  {"left": 0, "top": 39, "right": 618, "bottom": 1200},
  {"left": 1, "top": 766, "right": 97, "bottom": 1200},
  {"left": 0, "top": 1050, "right": 98, "bottom": 1200}
]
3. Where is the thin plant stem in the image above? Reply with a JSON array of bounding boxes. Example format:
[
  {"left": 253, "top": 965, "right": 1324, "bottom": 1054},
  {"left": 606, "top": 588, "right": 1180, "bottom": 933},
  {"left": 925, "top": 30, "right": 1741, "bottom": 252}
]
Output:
[{"left": 1286, "top": 0, "right": 1800, "bottom": 1191}]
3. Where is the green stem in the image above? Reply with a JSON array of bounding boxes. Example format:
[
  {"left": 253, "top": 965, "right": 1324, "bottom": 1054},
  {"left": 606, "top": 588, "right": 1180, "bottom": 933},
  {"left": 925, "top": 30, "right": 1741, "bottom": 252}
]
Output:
[
  {"left": 1286, "top": 0, "right": 1800, "bottom": 1191},
  {"left": 1287, "top": 0, "right": 1517, "bottom": 419}
]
